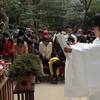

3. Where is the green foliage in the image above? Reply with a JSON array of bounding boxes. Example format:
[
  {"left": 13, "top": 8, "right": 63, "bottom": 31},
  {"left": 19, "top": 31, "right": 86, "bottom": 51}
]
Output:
[
  {"left": 65, "top": 0, "right": 100, "bottom": 28},
  {"left": 1, "top": 0, "right": 100, "bottom": 30},
  {"left": 37, "top": 0, "right": 67, "bottom": 29},
  {"left": 0, "top": 0, "right": 22, "bottom": 25},
  {"left": 20, "top": 6, "right": 35, "bottom": 27},
  {"left": 90, "top": 0, "right": 100, "bottom": 13},
  {"left": 7, "top": 54, "right": 41, "bottom": 80}
]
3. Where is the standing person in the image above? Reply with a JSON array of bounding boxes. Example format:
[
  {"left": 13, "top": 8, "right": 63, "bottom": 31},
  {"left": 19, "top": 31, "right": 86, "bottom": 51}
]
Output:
[
  {"left": 64, "top": 26, "right": 77, "bottom": 44},
  {"left": 55, "top": 28, "right": 72, "bottom": 54},
  {"left": 64, "top": 14, "right": 100, "bottom": 100},
  {"left": 89, "top": 13, "right": 100, "bottom": 100},
  {"left": 53, "top": 28, "right": 72, "bottom": 78}
]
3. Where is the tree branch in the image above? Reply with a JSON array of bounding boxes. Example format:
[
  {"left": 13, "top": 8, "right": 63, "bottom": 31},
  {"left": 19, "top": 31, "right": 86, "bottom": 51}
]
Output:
[{"left": 87, "top": 0, "right": 92, "bottom": 11}]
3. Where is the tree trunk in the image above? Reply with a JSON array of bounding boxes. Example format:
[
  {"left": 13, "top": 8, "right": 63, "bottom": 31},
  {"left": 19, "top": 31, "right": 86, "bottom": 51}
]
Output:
[{"left": 82, "top": 0, "right": 92, "bottom": 27}]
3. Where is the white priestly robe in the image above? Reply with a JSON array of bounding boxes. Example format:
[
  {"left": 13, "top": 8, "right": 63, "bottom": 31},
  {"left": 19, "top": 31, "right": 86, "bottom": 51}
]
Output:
[{"left": 65, "top": 38, "right": 100, "bottom": 100}]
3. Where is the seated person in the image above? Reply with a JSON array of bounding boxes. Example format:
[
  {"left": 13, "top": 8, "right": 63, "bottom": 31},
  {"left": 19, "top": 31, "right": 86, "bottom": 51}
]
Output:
[
  {"left": 12, "top": 37, "right": 28, "bottom": 60},
  {"left": 39, "top": 36, "right": 52, "bottom": 74},
  {"left": 48, "top": 56, "right": 61, "bottom": 82}
]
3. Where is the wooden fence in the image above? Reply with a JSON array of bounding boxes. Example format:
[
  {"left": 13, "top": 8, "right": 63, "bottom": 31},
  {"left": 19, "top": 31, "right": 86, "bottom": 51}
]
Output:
[
  {"left": 0, "top": 64, "right": 14, "bottom": 100},
  {"left": 0, "top": 62, "right": 34, "bottom": 100}
]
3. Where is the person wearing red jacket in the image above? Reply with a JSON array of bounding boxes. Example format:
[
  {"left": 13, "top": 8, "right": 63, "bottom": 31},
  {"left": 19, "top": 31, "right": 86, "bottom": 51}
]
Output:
[{"left": 1, "top": 32, "right": 13, "bottom": 62}]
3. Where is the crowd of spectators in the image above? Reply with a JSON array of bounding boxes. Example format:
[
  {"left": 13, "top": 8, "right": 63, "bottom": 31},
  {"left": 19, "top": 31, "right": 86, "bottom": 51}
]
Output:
[{"left": 0, "top": 26, "right": 96, "bottom": 83}]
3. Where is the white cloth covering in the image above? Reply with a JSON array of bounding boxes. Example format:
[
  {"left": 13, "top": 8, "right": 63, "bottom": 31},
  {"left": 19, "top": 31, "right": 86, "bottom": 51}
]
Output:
[
  {"left": 64, "top": 34, "right": 77, "bottom": 43},
  {"left": 39, "top": 41, "right": 52, "bottom": 59},
  {"left": 65, "top": 43, "right": 100, "bottom": 100}
]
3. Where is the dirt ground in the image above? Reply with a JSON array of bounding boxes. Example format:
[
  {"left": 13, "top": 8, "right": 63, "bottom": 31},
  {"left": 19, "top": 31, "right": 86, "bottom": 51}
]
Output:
[{"left": 14, "top": 83, "right": 89, "bottom": 100}]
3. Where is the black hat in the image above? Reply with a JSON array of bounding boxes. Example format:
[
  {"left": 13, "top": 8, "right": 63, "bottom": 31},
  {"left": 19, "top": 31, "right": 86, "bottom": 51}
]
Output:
[{"left": 93, "top": 13, "right": 100, "bottom": 27}]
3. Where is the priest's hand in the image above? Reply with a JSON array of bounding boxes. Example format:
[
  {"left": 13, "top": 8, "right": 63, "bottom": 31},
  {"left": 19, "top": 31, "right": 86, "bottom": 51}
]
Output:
[{"left": 64, "top": 47, "right": 72, "bottom": 53}]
